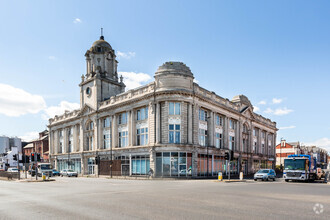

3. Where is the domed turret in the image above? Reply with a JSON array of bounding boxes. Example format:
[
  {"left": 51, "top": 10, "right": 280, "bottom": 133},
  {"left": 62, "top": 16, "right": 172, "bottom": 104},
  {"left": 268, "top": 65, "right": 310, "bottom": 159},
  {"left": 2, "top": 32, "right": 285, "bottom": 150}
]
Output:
[
  {"left": 155, "top": 62, "right": 193, "bottom": 77},
  {"left": 90, "top": 36, "right": 112, "bottom": 52},
  {"left": 154, "top": 61, "right": 194, "bottom": 92}
]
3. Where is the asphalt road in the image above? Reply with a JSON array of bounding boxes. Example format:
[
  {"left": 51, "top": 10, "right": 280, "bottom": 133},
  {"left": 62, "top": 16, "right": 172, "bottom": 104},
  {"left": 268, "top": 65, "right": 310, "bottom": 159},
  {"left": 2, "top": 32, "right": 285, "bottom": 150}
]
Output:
[{"left": 0, "top": 177, "right": 329, "bottom": 220}]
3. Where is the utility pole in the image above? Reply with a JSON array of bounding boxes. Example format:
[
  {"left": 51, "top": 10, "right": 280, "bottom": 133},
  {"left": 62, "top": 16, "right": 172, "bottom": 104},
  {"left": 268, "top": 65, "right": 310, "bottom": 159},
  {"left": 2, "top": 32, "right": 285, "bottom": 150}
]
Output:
[
  {"left": 16, "top": 153, "right": 20, "bottom": 180},
  {"left": 35, "top": 153, "right": 38, "bottom": 181},
  {"left": 228, "top": 151, "right": 231, "bottom": 181}
]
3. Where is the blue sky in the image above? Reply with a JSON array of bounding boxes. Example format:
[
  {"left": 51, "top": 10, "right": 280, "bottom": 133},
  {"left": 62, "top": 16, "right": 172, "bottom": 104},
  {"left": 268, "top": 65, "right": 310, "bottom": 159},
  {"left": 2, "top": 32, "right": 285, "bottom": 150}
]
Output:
[{"left": 0, "top": 0, "right": 330, "bottom": 151}]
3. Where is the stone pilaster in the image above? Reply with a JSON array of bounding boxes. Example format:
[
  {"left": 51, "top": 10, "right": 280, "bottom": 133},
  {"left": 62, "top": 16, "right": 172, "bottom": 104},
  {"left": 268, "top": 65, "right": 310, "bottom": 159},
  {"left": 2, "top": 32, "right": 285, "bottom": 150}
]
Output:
[{"left": 188, "top": 103, "right": 193, "bottom": 144}]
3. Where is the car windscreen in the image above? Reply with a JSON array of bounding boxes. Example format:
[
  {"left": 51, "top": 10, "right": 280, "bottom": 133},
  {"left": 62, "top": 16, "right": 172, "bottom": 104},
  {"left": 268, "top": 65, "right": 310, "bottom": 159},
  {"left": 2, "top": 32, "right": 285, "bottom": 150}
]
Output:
[
  {"left": 68, "top": 170, "right": 74, "bottom": 172},
  {"left": 40, "top": 164, "right": 51, "bottom": 170},
  {"left": 284, "top": 159, "right": 305, "bottom": 170},
  {"left": 257, "top": 170, "right": 269, "bottom": 173}
]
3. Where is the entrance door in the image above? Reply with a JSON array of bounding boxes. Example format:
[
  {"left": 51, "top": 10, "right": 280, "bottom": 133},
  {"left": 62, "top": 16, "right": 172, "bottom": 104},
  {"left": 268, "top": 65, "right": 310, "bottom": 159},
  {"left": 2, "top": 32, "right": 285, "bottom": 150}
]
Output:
[
  {"left": 88, "top": 158, "right": 95, "bottom": 175},
  {"left": 122, "top": 164, "right": 129, "bottom": 176}
]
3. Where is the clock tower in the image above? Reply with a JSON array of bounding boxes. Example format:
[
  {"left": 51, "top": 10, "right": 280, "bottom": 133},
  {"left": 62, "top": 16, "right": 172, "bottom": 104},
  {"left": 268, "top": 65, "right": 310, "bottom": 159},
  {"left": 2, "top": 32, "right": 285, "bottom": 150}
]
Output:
[{"left": 79, "top": 34, "right": 125, "bottom": 110}]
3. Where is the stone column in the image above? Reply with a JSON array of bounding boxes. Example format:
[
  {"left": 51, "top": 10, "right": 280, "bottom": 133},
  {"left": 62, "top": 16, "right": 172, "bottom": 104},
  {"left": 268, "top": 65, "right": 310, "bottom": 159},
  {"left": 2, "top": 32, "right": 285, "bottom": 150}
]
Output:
[
  {"left": 192, "top": 148, "right": 198, "bottom": 177},
  {"left": 112, "top": 115, "right": 117, "bottom": 148},
  {"left": 208, "top": 111, "right": 214, "bottom": 147},
  {"left": 132, "top": 110, "right": 136, "bottom": 146},
  {"left": 188, "top": 103, "right": 193, "bottom": 144},
  {"left": 224, "top": 116, "right": 229, "bottom": 149},
  {"left": 79, "top": 120, "right": 84, "bottom": 152},
  {"left": 128, "top": 111, "right": 133, "bottom": 146},
  {"left": 156, "top": 102, "right": 160, "bottom": 144},
  {"left": 63, "top": 128, "right": 68, "bottom": 153}
]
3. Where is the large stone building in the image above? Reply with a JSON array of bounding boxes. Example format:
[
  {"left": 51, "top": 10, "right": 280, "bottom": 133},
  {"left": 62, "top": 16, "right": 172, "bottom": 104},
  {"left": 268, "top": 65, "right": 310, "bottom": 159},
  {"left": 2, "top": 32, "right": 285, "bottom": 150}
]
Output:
[{"left": 48, "top": 35, "right": 277, "bottom": 177}]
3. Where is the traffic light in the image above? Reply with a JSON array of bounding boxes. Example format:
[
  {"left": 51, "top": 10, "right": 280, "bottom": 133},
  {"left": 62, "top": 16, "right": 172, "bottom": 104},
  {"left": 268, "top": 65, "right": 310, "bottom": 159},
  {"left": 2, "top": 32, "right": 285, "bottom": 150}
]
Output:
[
  {"left": 31, "top": 153, "right": 35, "bottom": 162},
  {"left": 224, "top": 152, "right": 229, "bottom": 160},
  {"left": 230, "top": 150, "right": 234, "bottom": 161},
  {"left": 13, "top": 154, "right": 17, "bottom": 161},
  {"left": 37, "top": 153, "right": 41, "bottom": 162}
]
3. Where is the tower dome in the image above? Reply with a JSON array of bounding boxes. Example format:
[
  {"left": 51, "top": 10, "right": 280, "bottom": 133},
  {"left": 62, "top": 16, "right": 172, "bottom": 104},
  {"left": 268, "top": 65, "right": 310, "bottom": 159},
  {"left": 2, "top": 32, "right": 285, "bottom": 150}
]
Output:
[
  {"left": 154, "top": 61, "right": 194, "bottom": 92},
  {"left": 155, "top": 62, "right": 193, "bottom": 77},
  {"left": 90, "top": 36, "right": 112, "bottom": 53}
]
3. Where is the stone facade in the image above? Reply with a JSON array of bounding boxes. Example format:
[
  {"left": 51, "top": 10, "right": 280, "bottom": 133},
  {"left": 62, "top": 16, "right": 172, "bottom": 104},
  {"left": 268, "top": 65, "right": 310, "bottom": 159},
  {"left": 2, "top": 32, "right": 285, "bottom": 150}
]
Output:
[{"left": 48, "top": 36, "right": 277, "bottom": 177}]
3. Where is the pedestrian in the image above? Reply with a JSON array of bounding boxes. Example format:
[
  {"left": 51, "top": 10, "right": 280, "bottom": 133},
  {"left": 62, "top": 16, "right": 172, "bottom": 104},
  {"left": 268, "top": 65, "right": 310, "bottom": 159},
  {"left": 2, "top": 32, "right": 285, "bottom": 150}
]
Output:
[{"left": 148, "top": 168, "right": 154, "bottom": 179}]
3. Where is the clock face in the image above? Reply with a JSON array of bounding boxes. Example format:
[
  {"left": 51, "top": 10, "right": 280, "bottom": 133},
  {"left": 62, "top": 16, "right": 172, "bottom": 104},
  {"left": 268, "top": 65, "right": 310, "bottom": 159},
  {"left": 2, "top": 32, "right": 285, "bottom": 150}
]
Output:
[{"left": 86, "top": 87, "right": 91, "bottom": 96}]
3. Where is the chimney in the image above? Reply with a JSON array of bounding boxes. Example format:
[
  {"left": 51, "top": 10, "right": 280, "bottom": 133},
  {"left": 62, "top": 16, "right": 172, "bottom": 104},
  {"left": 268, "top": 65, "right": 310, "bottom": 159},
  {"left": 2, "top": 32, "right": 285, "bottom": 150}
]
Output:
[{"left": 281, "top": 139, "right": 286, "bottom": 147}]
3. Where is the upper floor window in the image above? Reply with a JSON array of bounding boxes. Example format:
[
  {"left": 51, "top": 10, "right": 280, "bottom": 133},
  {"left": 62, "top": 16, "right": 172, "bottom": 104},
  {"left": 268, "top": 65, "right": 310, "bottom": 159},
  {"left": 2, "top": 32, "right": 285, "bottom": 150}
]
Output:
[
  {"left": 215, "top": 115, "right": 223, "bottom": 126},
  {"left": 103, "top": 117, "right": 111, "bottom": 128},
  {"left": 253, "top": 128, "right": 258, "bottom": 136},
  {"left": 137, "top": 107, "right": 148, "bottom": 121},
  {"left": 169, "top": 124, "right": 180, "bottom": 143},
  {"left": 137, "top": 127, "right": 148, "bottom": 146},
  {"left": 229, "top": 136, "right": 235, "bottom": 150},
  {"left": 199, "top": 129, "right": 207, "bottom": 146},
  {"left": 229, "top": 119, "right": 236, "bottom": 130},
  {"left": 86, "top": 121, "right": 94, "bottom": 130},
  {"left": 169, "top": 102, "right": 181, "bottom": 115},
  {"left": 243, "top": 125, "right": 248, "bottom": 133},
  {"left": 261, "top": 131, "right": 266, "bottom": 139},
  {"left": 215, "top": 133, "right": 222, "bottom": 148},
  {"left": 119, "top": 131, "right": 128, "bottom": 147},
  {"left": 199, "top": 109, "right": 207, "bottom": 121},
  {"left": 118, "top": 112, "right": 127, "bottom": 125},
  {"left": 68, "top": 127, "right": 73, "bottom": 153}
]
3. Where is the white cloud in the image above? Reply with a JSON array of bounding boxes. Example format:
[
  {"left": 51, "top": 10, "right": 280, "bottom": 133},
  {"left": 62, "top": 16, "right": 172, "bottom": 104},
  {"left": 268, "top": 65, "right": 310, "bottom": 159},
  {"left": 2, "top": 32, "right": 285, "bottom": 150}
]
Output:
[
  {"left": 253, "top": 106, "right": 260, "bottom": 112},
  {"left": 43, "top": 101, "right": 80, "bottom": 119},
  {"left": 258, "top": 100, "right": 266, "bottom": 105},
  {"left": 48, "top": 56, "right": 56, "bottom": 60},
  {"left": 305, "top": 138, "right": 330, "bottom": 153},
  {"left": 272, "top": 98, "right": 283, "bottom": 104},
  {"left": 193, "top": 79, "right": 199, "bottom": 83},
  {"left": 0, "top": 83, "right": 46, "bottom": 117},
  {"left": 19, "top": 131, "right": 39, "bottom": 142},
  {"left": 264, "top": 107, "right": 293, "bottom": 116},
  {"left": 279, "top": 125, "right": 296, "bottom": 130},
  {"left": 117, "top": 51, "right": 136, "bottom": 59},
  {"left": 73, "top": 18, "right": 82, "bottom": 24},
  {"left": 273, "top": 107, "right": 293, "bottom": 115},
  {"left": 119, "top": 72, "right": 152, "bottom": 90}
]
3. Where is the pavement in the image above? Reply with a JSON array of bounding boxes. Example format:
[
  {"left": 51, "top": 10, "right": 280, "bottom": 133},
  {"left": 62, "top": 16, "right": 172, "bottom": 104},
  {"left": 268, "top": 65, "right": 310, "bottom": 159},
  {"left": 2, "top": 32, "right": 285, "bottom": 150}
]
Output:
[{"left": 0, "top": 177, "right": 329, "bottom": 220}]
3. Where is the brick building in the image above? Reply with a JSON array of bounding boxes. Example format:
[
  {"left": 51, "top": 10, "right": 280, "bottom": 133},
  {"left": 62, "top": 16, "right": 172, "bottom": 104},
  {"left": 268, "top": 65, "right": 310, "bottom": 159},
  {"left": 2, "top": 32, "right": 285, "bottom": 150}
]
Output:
[
  {"left": 48, "top": 35, "right": 277, "bottom": 177},
  {"left": 23, "top": 130, "right": 49, "bottom": 162}
]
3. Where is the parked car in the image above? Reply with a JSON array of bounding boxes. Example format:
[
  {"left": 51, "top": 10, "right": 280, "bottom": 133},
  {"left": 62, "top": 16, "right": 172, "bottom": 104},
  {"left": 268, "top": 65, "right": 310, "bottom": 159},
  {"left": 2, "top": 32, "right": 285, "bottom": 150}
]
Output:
[
  {"left": 60, "top": 169, "right": 78, "bottom": 177},
  {"left": 254, "top": 169, "right": 276, "bottom": 181},
  {"left": 7, "top": 168, "right": 19, "bottom": 173},
  {"left": 28, "top": 169, "right": 36, "bottom": 176},
  {"left": 52, "top": 169, "right": 60, "bottom": 176}
]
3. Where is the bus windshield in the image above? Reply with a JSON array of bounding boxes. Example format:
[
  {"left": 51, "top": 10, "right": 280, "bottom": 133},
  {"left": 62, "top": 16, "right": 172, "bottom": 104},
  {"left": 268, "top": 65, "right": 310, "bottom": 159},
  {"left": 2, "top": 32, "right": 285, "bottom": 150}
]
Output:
[{"left": 284, "top": 159, "right": 305, "bottom": 170}]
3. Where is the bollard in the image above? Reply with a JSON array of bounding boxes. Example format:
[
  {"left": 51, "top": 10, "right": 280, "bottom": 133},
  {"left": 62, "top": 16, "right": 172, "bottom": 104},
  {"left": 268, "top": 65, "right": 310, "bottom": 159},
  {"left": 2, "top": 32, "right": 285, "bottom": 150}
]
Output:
[
  {"left": 239, "top": 172, "right": 243, "bottom": 180},
  {"left": 218, "top": 172, "right": 223, "bottom": 181},
  {"left": 42, "top": 173, "right": 46, "bottom": 181}
]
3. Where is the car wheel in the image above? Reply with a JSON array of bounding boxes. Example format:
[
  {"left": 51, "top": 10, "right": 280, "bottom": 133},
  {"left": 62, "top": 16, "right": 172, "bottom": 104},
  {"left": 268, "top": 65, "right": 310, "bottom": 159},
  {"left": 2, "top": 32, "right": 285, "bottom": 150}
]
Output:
[
  {"left": 254, "top": 179, "right": 257, "bottom": 181},
  {"left": 267, "top": 177, "right": 270, "bottom": 181},
  {"left": 285, "top": 179, "right": 289, "bottom": 182},
  {"left": 61, "top": 175, "right": 63, "bottom": 177},
  {"left": 273, "top": 178, "right": 276, "bottom": 181}
]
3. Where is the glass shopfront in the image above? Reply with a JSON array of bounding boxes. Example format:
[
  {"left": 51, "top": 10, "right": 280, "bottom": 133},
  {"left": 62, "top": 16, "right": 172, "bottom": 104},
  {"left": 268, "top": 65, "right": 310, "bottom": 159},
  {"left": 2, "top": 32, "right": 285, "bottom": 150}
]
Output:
[
  {"left": 57, "top": 158, "right": 81, "bottom": 174},
  {"left": 131, "top": 155, "right": 150, "bottom": 175},
  {"left": 156, "top": 152, "right": 192, "bottom": 177}
]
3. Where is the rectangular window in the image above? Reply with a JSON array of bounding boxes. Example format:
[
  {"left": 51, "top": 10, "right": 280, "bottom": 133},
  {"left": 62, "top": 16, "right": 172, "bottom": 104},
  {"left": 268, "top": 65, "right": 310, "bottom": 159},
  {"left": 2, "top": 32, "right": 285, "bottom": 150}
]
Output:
[
  {"left": 215, "top": 115, "right": 223, "bottom": 126},
  {"left": 68, "top": 127, "right": 73, "bottom": 153},
  {"left": 253, "top": 128, "right": 258, "bottom": 136},
  {"left": 137, "top": 107, "right": 148, "bottom": 121},
  {"left": 169, "top": 124, "right": 180, "bottom": 143},
  {"left": 119, "top": 131, "right": 128, "bottom": 147},
  {"left": 199, "top": 129, "right": 207, "bottom": 146},
  {"left": 118, "top": 112, "right": 127, "bottom": 125},
  {"left": 229, "top": 119, "right": 236, "bottom": 129},
  {"left": 103, "top": 133, "right": 111, "bottom": 149},
  {"left": 215, "top": 133, "right": 222, "bottom": 148},
  {"left": 137, "top": 127, "right": 148, "bottom": 146},
  {"left": 199, "top": 109, "right": 207, "bottom": 121},
  {"left": 169, "top": 102, "right": 181, "bottom": 115},
  {"left": 229, "top": 136, "right": 235, "bottom": 150},
  {"left": 103, "top": 117, "right": 111, "bottom": 128}
]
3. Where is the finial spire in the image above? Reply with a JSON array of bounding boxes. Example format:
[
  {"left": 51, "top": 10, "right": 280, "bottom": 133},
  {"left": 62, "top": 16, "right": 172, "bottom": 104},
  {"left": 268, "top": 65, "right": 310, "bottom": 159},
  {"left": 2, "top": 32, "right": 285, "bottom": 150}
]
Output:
[{"left": 100, "top": 28, "right": 104, "bottom": 40}]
